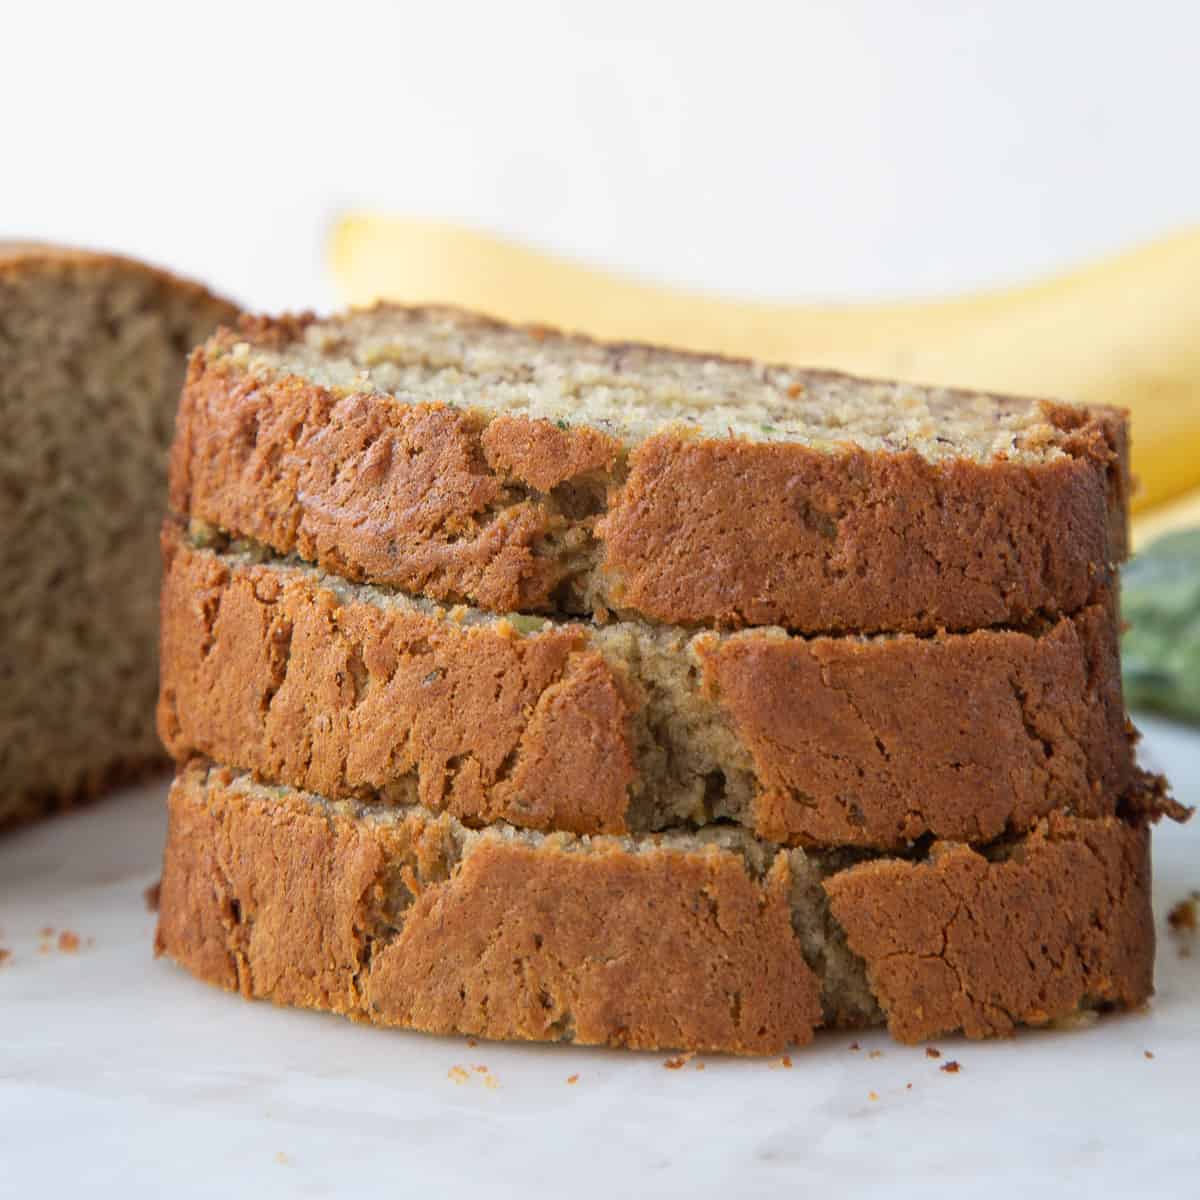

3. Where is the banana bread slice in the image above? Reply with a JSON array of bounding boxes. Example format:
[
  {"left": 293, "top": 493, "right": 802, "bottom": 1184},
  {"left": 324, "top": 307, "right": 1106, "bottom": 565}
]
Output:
[
  {"left": 0, "top": 244, "right": 237, "bottom": 829},
  {"left": 159, "top": 523, "right": 1133, "bottom": 849},
  {"left": 169, "top": 306, "right": 1128, "bottom": 635},
  {"left": 156, "top": 761, "right": 1164, "bottom": 1054}
]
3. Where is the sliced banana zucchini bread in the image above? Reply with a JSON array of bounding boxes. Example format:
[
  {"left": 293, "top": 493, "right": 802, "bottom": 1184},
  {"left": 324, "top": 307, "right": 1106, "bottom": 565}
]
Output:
[
  {"left": 160, "top": 522, "right": 1133, "bottom": 849},
  {"left": 169, "top": 306, "right": 1128, "bottom": 635},
  {"left": 156, "top": 761, "right": 1167, "bottom": 1054}
]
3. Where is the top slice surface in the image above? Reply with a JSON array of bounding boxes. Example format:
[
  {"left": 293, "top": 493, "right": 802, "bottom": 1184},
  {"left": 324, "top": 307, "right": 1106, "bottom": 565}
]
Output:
[{"left": 220, "top": 305, "right": 1105, "bottom": 465}]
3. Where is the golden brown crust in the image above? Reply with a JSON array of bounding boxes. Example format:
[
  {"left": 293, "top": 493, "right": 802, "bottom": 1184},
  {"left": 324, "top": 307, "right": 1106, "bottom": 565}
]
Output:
[
  {"left": 699, "top": 601, "right": 1131, "bottom": 845},
  {"left": 155, "top": 764, "right": 821, "bottom": 1054},
  {"left": 167, "top": 320, "right": 1127, "bottom": 634},
  {"left": 825, "top": 812, "right": 1154, "bottom": 1043},
  {"left": 155, "top": 763, "right": 1157, "bottom": 1053},
  {"left": 1041, "top": 400, "right": 1131, "bottom": 563},
  {"left": 159, "top": 526, "right": 1133, "bottom": 846},
  {"left": 480, "top": 414, "right": 622, "bottom": 494},
  {"left": 600, "top": 434, "right": 1119, "bottom": 631},
  {"left": 158, "top": 526, "right": 637, "bottom": 836},
  {"left": 169, "top": 359, "right": 568, "bottom": 611}
]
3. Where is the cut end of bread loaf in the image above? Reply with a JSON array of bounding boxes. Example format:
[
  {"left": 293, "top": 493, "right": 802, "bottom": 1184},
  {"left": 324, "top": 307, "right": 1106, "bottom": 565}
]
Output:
[{"left": 0, "top": 246, "right": 236, "bottom": 828}]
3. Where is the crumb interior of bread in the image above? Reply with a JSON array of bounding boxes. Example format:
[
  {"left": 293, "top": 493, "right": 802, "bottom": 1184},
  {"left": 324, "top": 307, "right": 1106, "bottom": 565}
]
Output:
[
  {"left": 0, "top": 261, "right": 230, "bottom": 818},
  {"left": 220, "top": 306, "right": 1074, "bottom": 463}
]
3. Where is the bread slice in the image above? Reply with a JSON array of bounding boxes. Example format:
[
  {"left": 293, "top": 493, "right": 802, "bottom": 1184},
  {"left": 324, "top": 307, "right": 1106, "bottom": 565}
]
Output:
[
  {"left": 156, "top": 761, "right": 1161, "bottom": 1054},
  {"left": 160, "top": 523, "right": 1133, "bottom": 849},
  {"left": 170, "top": 306, "right": 1129, "bottom": 635},
  {"left": 0, "top": 245, "right": 237, "bottom": 829}
]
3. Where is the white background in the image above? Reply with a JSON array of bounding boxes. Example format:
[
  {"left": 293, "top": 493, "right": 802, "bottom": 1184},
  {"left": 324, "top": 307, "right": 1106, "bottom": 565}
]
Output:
[
  {"left": 4, "top": 4, "right": 1200, "bottom": 1197},
  {"left": 4, "top": 1, "right": 1200, "bottom": 311}
]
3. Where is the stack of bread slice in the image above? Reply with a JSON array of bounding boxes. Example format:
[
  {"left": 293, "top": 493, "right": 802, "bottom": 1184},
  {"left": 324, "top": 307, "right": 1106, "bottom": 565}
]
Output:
[{"left": 154, "top": 306, "right": 1183, "bottom": 1054}]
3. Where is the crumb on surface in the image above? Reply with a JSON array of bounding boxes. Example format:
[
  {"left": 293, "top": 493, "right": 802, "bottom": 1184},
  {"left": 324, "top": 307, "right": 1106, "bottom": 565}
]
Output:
[
  {"left": 906, "top": 1083, "right": 912, "bottom": 1090},
  {"left": 1168, "top": 894, "right": 1198, "bottom": 933},
  {"left": 868, "top": 1049, "right": 882, "bottom": 1059},
  {"left": 664, "top": 1052, "right": 694, "bottom": 1070},
  {"left": 940, "top": 1061, "right": 961, "bottom": 1074},
  {"left": 781, "top": 1055, "right": 792, "bottom": 1069},
  {"left": 695, "top": 1062, "right": 705, "bottom": 1071},
  {"left": 925, "top": 1047, "right": 941, "bottom": 1058},
  {"left": 57, "top": 930, "right": 80, "bottom": 953},
  {"left": 144, "top": 881, "right": 162, "bottom": 912},
  {"left": 1144, "top": 1050, "right": 1155, "bottom": 1060},
  {"left": 567, "top": 1073, "right": 579, "bottom": 1085},
  {"left": 466, "top": 1037, "right": 478, "bottom": 1048},
  {"left": 274, "top": 1152, "right": 288, "bottom": 1166},
  {"left": 1050, "top": 1008, "right": 1099, "bottom": 1032},
  {"left": 868, "top": 1091, "right": 879, "bottom": 1102},
  {"left": 448, "top": 1062, "right": 498, "bottom": 1087},
  {"left": 0, "top": 949, "right": 10, "bottom": 966},
  {"left": 40, "top": 926, "right": 54, "bottom": 938}
]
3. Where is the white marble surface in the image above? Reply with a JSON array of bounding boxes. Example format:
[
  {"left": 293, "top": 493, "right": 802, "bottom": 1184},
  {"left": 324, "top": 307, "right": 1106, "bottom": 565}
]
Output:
[{"left": 1, "top": 717, "right": 1197, "bottom": 1197}]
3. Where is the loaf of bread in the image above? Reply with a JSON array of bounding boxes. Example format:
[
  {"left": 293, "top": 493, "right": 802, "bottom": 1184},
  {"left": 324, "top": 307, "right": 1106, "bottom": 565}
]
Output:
[
  {"left": 156, "top": 762, "right": 1164, "bottom": 1054},
  {"left": 0, "top": 244, "right": 237, "bottom": 828},
  {"left": 159, "top": 523, "right": 1133, "bottom": 848},
  {"left": 170, "top": 306, "right": 1129, "bottom": 635}
]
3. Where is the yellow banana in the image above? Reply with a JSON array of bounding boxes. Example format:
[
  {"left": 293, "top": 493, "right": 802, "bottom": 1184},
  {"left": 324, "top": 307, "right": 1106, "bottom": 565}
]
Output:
[
  {"left": 1131, "top": 486, "right": 1200, "bottom": 550},
  {"left": 329, "top": 215, "right": 1200, "bottom": 513}
]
